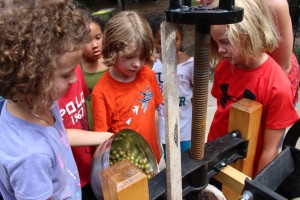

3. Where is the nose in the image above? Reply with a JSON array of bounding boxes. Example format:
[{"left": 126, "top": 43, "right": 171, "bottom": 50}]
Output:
[
  {"left": 218, "top": 45, "right": 226, "bottom": 54},
  {"left": 91, "top": 39, "right": 100, "bottom": 49},
  {"left": 69, "top": 72, "right": 77, "bottom": 84},
  {"left": 132, "top": 57, "right": 141, "bottom": 69}
]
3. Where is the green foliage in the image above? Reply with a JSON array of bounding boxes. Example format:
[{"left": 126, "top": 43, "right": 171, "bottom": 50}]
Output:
[{"left": 72, "top": 0, "right": 98, "bottom": 9}]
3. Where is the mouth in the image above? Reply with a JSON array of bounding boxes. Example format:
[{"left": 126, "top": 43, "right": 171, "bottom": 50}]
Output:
[
  {"left": 222, "top": 56, "right": 231, "bottom": 60},
  {"left": 93, "top": 50, "right": 101, "bottom": 56},
  {"left": 129, "top": 70, "right": 138, "bottom": 73}
]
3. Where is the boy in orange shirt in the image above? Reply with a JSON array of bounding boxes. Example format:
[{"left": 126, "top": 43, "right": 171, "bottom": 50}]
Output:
[{"left": 92, "top": 11, "right": 163, "bottom": 162}]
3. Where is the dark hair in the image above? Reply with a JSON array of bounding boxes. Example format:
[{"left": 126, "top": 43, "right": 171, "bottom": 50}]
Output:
[
  {"left": 149, "top": 12, "right": 182, "bottom": 36},
  {"left": 149, "top": 13, "right": 165, "bottom": 36},
  {"left": 89, "top": 13, "right": 106, "bottom": 31}
]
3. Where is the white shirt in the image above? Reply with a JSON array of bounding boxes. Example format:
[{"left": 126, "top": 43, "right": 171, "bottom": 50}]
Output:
[{"left": 152, "top": 57, "right": 194, "bottom": 143}]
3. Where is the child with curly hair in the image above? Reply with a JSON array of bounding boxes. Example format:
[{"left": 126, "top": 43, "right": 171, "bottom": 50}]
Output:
[
  {"left": 92, "top": 11, "right": 163, "bottom": 162},
  {"left": 0, "top": 0, "right": 112, "bottom": 199}
]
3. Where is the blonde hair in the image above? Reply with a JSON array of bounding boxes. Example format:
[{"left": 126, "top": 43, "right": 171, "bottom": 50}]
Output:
[
  {"left": 102, "top": 11, "right": 156, "bottom": 67},
  {"left": 211, "top": 0, "right": 279, "bottom": 62},
  {"left": 0, "top": 0, "right": 89, "bottom": 110}
]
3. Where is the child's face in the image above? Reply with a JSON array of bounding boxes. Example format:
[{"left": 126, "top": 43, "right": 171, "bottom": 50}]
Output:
[
  {"left": 211, "top": 25, "right": 243, "bottom": 66},
  {"left": 154, "top": 28, "right": 181, "bottom": 54},
  {"left": 82, "top": 22, "right": 103, "bottom": 61},
  {"left": 52, "top": 50, "right": 83, "bottom": 99},
  {"left": 113, "top": 44, "right": 146, "bottom": 81}
]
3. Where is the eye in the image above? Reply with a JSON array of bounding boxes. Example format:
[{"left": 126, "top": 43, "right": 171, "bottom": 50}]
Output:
[
  {"left": 95, "top": 34, "right": 102, "bottom": 40},
  {"left": 221, "top": 39, "right": 230, "bottom": 45},
  {"left": 62, "top": 74, "right": 71, "bottom": 79},
  {"left": 125, "top": 55, "right": 134, "bottom": 59}
]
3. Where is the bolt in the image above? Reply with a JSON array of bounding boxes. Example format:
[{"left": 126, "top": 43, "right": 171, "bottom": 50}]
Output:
[
  {"left": 231, "top": 131, "right": 238, "bottom": 137},
  {"left": 181, "top": 5, "right": 189, "bottom": 11},
  {"left": 220, "top": 162, "right": 226, "bottom": 167},
  {"left": 241, "top": 191, "right": 254, "bottom": 200}
]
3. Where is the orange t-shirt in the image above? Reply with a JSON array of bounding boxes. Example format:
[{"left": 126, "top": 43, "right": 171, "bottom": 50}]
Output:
[{"left": 92, "top": 66, "right": 163, "bottom": 162}]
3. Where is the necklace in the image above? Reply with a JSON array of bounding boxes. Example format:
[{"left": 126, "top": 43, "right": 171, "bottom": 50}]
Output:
[{"left": 30, "top": 111, "right": 54, "bottom": 126}]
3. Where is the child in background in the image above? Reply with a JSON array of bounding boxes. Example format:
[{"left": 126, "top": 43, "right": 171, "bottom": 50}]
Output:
[
  {"left": 58, "top": 65, "right": 96, "bottom": 199},
  {"left": 0, "top": 0, "right": 112, "bottom": 199},
  {"left": 81, "top": 14, "right": 108, "bottom": 131},
  {"left": 149, "top": 13, "right": 194, "bottom": 159},
  {"left": 208, "top": 0, "right": 299, "bottom": 177},
  {"left": 92, "top": 11, "right": 163, "bottom": 162}
]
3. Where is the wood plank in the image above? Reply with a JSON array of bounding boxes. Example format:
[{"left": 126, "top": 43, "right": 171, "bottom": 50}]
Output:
[
  {"left": 161, "top": 21, "right": 183, "bottom": 200},
  {"left": 100, "top": 160, "right": 149, "bottom": 200},
  {"left": 214, "top": 165, "right": 251, "bottom": 195}
]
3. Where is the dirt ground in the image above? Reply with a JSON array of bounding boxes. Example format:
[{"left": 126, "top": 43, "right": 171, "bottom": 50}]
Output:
[{"left": 87, "top": 0, "right": 169, "bottom": 15}]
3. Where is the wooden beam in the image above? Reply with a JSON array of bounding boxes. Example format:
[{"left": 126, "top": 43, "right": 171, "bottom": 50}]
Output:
[
  {"left": 161, "top": 21, "right": 183, "bottom": 200},
  {"left": 214, "top": 165, "right": 251, "bottom": 194},
  {"left": 99, "top": 160, "right": 149, "bottom": 200},
  {"left": 228, "top": 98, "right": 263, "bottom": 177}
]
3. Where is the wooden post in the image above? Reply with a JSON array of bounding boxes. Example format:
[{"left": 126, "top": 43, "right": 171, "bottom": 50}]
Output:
[
  {"left": 161, "top": 21, "right": 183, "bottom": 199},
  {"left": 217, "top": 98, "right": 262, "bottom": 199},
  {"left": 99, "top": 160, "right": 149, "bottom": 200}
]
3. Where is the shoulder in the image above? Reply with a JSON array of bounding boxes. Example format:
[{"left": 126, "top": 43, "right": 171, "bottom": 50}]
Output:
[
  {"left": 177, "top": 51, "right": 192, "bottom": 64},
  {"left": 139, "top": 65, "right": 156, "bottom": 77},
  {"left": 93, "top": 71, "right": 110, "bottom": 90},
  {"left": 75, "top": 64, "right": 83, "bottom": 74},
  {"left": 214, "top": 59, "right": 231, "bottom": 74},
  {"left": 267, "top": 0, "right": 289, "bottom": 10},
  {"left": 177, "top": 57, "right": 194, "bottom": 76},
  {"left": 152, "top": 59, "right": 163, "bottom": 72},
  {"left": 267, "top": 0, "right": 290, "bottom": 20}
]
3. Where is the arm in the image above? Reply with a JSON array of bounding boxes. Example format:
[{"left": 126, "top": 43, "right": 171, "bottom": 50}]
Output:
[
  {"left": 267, "top": 0, "right": 293, "bottom": 74},
  {"left": 256, "top": 128, "right": 284, "bottom": 173},
  {"left": 155, "top": 109, "right": 163, "bottom": 156},
  {"left": 66, "top": 129, "right": 112, "bottom": 146}
]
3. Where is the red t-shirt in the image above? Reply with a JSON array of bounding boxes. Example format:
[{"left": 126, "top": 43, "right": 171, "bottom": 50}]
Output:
[
  {"left": 92, "top": 66, "right": 163, "bottom": 162},
  {"left": 208, "top": 55, "right": 299, "bottom": 176},
  {"left": 58, "top": 65, "right": 91, "bottom": 187}
]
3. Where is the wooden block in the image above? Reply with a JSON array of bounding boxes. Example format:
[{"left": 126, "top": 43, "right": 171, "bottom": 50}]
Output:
[
  {"left": 221, "top": 98, "right": 262, "bottom": 199},
  {"left": 228, "top": 98, "right": 262, "bottom": 177},
  {"left": 214, "top": 165, "right": 251, "bottom": 195},
  {"left": 99, "top": 160, "right": 149, "bottom": 200}
]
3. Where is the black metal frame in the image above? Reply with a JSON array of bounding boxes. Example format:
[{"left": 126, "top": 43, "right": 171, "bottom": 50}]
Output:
[
  {"left": 148, "top": 132, "right": 248, "bottom": 199},
  {"left": 243, "top": 147, "right": 300, "bottom": 200}
]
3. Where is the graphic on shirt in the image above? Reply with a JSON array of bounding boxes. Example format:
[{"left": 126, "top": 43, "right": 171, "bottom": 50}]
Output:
[
  {"left": 132, "top": 106, "right": 140, "bottom": 115},
  {"left": 125, "top": 85, "right": 153, "bottom": 125},
  {"left": 154, "top": 72, "right": 189, "bottom": 118},
  {"left": 60, "top": 91, "right": 85, "bottom": 124},
  {"left": 138, "top": 85, "right": 153, "bottom": 113},
  {"left": 220, "top": 84, "right": 256, "bottom": 108}
]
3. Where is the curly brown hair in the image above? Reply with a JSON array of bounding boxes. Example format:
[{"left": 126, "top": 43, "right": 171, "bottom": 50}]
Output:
[{"left": 0, "top": 0, "right": 89, "bottom": 110}]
